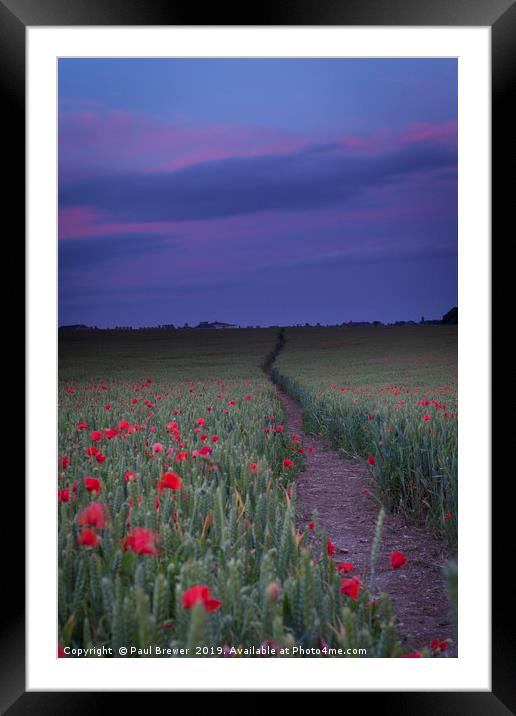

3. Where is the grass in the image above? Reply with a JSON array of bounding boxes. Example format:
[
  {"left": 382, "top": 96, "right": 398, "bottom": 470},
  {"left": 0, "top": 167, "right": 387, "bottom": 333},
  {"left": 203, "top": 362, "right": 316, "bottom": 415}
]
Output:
[
  {"left": 58, "top": 328, "right": 408, "bottom": 658},
  {"left": 272, "top": 325, "right": 458, "bottom": 542}
]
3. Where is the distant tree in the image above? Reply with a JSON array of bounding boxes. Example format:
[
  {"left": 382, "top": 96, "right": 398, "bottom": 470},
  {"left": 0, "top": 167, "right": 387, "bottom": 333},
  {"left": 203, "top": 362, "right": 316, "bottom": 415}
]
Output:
[{"left": 442, "top": 306, "right": 458, "bottom": 324}]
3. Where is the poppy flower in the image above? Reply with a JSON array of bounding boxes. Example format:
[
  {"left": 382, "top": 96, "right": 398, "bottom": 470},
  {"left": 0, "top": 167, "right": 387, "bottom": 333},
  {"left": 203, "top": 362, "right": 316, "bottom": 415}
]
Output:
[
  {"left": 77, "top": 502, "right": 105, "bottom": 529},
  {"left": 84, "top": 477, "right": 101, "bottom": 494},
  {"left": 211, "top": 435, "right": 219, "bottom": 442},
  {"left": 390, "top": 551, "right": 407, "bottom": 569},
  {"left": 422, "top": 415, "right": 431, "bottom": 421},
  {"left": 431, "top": 639, "right": 449, "bottom": 652},
  {"left": 58, "top": 455, "right": 70, "bottom": 470},
  {"left": 282, "top": 458, "right": 294, "bottom": 469},
  {"left": 326, "top": 538, "right": 336, "bottom": 556},
  {"left": 367, "top": 455, "right": 376, "bottom": 465},
  {"left": 85, "top": 446, "right": 98, "bottom": 456},
  {"left": 340, "top": 576, "right": 361, "bottom": 600},
  {"left": 308, "top": 520, "right": 315, "bottom": 530},
  {"left": 95, "top": 452, "right": 106, "bottom": 464},
  {"left": 124, "top": 470, "right": 137, "bottom": 482},
  {"left": 77, "top": 528, "right": 99, "bottom": 547},
  {"left": 90, "top": 431, "right": 103, "bottom": 442},
  {"left": 196, "top": 418, "right": 206, "bottom": 426},
  {"left": 76, "top": 422, "right": 89, "bottom": 430},
  {"left": 124, "top": 527, "right": 159, "bottom": 555},
  {"left": 152, "top": 443, "right": 164, "bottom": 453},
  {"left": 337, "top": 562, "right": 354, "bottom": 573},
  {"left": 104, "top": 405, "right": 111, "bottom": 410},
  {"left": 58, "top": 488, "right": 69, "bottom": 503},
  {"left": 157, "top": 471, "right": 182, "bottom": 492},
  {"left": 118, "top": 420, "right": 130, "bottom": 430},
  {"left": 104, "top": 428, "right": 119, "bottom": 439},
  {"left": 181, "top": 585, "right": 222, "bottom": 612}
]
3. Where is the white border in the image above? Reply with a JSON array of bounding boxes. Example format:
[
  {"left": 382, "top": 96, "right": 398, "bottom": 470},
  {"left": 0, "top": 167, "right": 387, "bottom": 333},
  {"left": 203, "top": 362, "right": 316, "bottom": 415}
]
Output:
[{"left": 27, "top": 27, "right": 490, "bottom": 691}]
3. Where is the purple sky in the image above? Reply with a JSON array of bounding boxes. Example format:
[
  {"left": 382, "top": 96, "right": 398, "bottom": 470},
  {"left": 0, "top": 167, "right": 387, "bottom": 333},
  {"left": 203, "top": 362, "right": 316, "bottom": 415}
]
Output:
[{"left": 58, "top": 59, "right": 457, "bottom": 327}]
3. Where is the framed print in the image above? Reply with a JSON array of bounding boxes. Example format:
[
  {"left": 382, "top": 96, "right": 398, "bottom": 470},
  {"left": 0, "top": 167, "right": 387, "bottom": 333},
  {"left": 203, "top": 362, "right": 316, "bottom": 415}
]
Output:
[{"left": 4, "top": 0, "right": 511, "bottom": 709}]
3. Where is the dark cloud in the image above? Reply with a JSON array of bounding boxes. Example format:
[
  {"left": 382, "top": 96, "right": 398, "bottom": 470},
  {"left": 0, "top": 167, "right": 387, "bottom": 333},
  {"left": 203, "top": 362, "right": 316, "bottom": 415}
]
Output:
[
  {"left": 259, "top": 243, "right": 457, "bottom": 272},
  {"left": 58, "top": 232, "right": 177, "bottom": 271},
  {"left": 59, "top": 140, "right": 456, "bottom": 223}
]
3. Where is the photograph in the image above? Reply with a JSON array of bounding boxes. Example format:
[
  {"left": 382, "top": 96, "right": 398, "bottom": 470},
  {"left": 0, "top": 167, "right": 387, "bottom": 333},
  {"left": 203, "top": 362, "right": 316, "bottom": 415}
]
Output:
[{"left": 57, "top": 56, "right": 459, "bottom": 660}]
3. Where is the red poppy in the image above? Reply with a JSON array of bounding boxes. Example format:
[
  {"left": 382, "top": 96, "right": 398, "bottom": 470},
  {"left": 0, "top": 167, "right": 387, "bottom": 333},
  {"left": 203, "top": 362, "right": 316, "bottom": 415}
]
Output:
[
  {"left": 308, "top": 520, "right": 315, "bottom": 530},
  {"left": 181, "top": 585, "right": 222, "bottom": 612},
  {"left": 118, "top": 420, "right": 130, "bottom": 430},
  {"left": 58, "top": 488, "right": 69, "bottom": 503},
  {"left": 423, "top": 415, "right": 431, "bottom": 421},
  {"left": 58, "top": 455, "right": 70, "bottom": 470},
  {"left": 157, "top": 471, "right": 182, "bottom": 492},
  {"left": 367, "top": 455, "right": 376, "bottom": 465},
  {"left": 282, "top": 458, "right": 294, "bottom": 469},
  {"left": 90, "top": 431, "right": 103, "bottom": 442},
  {"left": 77, "top": 502, "right": 105, "bottom": 528},
  {"left": 77, "top": 528, "right": 99, "bottom": 547},
  {"left": 84, "top": 477, "right": 101, "bottom": 494},
  {"left": 211, "top": 435, "right": 219, "bottom": 442},
  {"left": 95, "top": 452, "right": 106, "bottom": 463},
  {"left": 337, "top": 562, "right": 354, "bottom": 573},
  {"left": 326, "top": 538, "right": 336, "bottom": 556},
  {"left": 390, "top": 551, "right": 407, "bottom": 569},
  {"left": 76, "top": 422, "right": 89, "bottom": 430},
  {"left": 124, "top": 527, "right": 159, "bottom": 555},
  {"left": 124, "top": 470, "right": 137, "bottom": 482},
  {"left": 196, "top": 418, "right": 206, "bottom": 426},
  {"left": 340, "top": 576, "right": 361, "bottom": 600},
  {"left": 153, "top": 442, "right": 164, "bottom": 453},
  {"left": 85, "top": 446, "right": 98, "bottom": 456},
  {"left": 431, "top": 639, "right": 448, "bottom": 652}
]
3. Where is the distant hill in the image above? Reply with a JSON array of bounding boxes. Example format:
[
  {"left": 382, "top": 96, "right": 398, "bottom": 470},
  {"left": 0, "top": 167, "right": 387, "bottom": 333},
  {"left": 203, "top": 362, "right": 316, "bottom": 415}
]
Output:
[{"left": 442, "top": 307, "right": 458, "bottom": 325}]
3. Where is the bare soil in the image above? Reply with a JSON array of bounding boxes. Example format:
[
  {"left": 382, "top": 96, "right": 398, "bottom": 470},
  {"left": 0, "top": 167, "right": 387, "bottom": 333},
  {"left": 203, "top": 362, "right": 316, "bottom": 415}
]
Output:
[{"left": 278, "top": 387, "right": 457, "bottom": 657}]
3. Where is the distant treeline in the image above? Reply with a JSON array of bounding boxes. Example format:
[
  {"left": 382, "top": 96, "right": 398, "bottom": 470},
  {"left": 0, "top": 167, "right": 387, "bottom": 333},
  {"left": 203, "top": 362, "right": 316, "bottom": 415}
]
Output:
[{"left": 59, "top": 307, "right": 457, "bottom": 332}]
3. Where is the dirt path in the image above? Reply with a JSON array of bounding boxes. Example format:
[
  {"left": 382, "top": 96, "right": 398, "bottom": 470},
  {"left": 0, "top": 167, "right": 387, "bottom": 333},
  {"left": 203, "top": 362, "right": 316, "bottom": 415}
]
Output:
[{"left": 277, "top": 387, "right": 457, "bottom": 656}]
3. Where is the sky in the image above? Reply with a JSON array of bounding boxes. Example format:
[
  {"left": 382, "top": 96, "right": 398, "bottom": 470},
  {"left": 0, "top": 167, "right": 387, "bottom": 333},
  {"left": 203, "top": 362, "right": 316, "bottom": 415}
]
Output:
[{"left": 58, "top": 58, "right": 458, "bottom": 327}]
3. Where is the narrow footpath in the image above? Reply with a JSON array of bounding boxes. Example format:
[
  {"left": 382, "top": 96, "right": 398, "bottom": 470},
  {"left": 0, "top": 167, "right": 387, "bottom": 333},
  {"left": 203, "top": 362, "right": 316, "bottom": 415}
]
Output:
[{"left": 267, "top": 330, "right": 456, "bottom": 655}]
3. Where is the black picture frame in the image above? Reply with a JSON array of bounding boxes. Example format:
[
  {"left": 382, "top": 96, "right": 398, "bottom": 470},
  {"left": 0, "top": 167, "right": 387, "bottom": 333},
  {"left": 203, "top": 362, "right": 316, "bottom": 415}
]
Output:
[{"left": 6, "top": 0, "right": 508, "bottom": 710}]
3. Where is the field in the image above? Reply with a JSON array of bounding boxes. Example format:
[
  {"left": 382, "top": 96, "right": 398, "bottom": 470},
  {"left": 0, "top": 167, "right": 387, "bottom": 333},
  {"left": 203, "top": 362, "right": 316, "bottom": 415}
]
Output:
[
  {"left": 58, "top": 327, "right": 456, "bottom": 658},
  {"left": 273, "top": 326, "right": 458, "bottom": 541}
]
